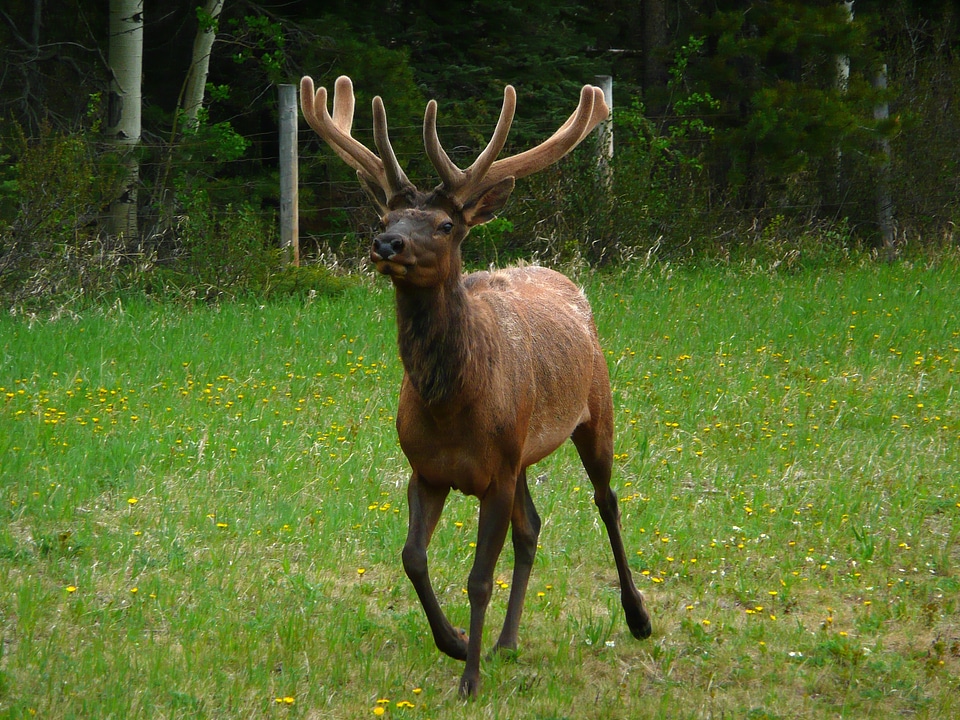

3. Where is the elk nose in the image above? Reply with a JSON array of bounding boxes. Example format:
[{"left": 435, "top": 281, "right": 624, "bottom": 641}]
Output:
[{"left": 372, "top": 234, "right": 405, "bottom": 260}]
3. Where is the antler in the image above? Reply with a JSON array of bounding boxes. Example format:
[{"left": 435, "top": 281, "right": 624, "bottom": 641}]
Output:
[
  {"left": 300, "top": 75, "right": 414, "bottom": 207},
  {"left": 425, "top": 83, "right": 608, "bottom": 204}
]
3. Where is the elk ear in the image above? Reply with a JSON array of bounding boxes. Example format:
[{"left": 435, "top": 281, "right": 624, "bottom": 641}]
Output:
[{"left": 462, "top": 177, "right": 515, "bottom": 227}]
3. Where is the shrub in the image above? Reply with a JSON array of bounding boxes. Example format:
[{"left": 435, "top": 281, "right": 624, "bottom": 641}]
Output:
[{"left": 0, "top": 124, "right": 127, "bottom": 306}]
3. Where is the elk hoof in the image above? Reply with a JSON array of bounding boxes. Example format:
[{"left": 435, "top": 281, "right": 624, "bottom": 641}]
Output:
[
  {"left": 625, "top": 591, "right": 653, "bottom": 639},
  {"left": 439, "top": 628, "right": 469, "bottom": 661},
  {"left": 458, "top": 671, "right": 480, "bottom": 699}
]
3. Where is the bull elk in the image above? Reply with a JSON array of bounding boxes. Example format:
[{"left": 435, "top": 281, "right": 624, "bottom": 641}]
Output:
[{"left": 300, "top": 75, "right": 652, "bottom": 697}]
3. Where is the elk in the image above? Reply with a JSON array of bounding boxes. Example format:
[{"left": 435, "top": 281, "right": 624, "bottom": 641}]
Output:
[{"left": 300, "top": 75, "right": 652, "bottom": 697}]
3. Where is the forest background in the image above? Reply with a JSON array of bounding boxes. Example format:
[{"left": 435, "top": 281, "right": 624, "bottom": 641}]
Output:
[{"left": 1, "top": 0, "right": 959, "bottom": 306}]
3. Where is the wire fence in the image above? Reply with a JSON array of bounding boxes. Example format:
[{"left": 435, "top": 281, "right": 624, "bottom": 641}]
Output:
[{"left": 9, "top": 94, "right": 957, "bottom": 258}]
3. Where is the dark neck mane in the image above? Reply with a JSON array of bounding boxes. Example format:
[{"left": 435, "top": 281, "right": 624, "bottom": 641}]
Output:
[{"left": 394, "top": 280, "right": 486, "bottom": 406}]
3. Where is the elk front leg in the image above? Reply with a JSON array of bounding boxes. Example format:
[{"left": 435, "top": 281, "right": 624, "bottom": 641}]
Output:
[
  {"left": 493, "top": 468, "right": 541, "bottom": 653},
  {"left": 402, "top": 474, "right": 467, "bottom": 660},
  {"left": 460, "top": 484, "right": 514, "bottom": 698}
]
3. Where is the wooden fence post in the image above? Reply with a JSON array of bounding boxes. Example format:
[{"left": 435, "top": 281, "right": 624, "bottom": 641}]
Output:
[
  {"left": 279, "top": 83, "right": 300, "bottom": 266},
  {"left": 594, "top": 74, "right": 614, "bottom": 191}
]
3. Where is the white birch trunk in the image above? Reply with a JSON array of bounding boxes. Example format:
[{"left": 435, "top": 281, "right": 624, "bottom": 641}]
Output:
[
  {"left": 181, "top": 0, "right": 225, "bottom": 128},
  {"left": 873, "top": 64, "right": 895, "bottom": 259},
  {"left": 836, "top": 2, "right": 854, "bottom": 93},
  {"left": 832, "top": 1, "right": 854, "bottom": 205},
  {"left": 106, "top": 0, "right": 144, "bottom": 240}
]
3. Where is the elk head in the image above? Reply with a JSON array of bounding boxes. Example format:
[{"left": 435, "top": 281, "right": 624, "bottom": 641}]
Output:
[{"left": 300, "top": 75, "right": 608, "bottom": 288}]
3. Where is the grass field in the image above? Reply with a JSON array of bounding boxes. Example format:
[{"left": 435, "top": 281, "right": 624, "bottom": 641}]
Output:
[{"left": 1, "top": 258, "right": 958, "bottom": 719}]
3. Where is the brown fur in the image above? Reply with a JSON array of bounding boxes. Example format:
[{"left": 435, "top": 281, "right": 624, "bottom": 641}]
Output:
[{"left": 300, "top": 76, "right": 652, "bottom": 697}]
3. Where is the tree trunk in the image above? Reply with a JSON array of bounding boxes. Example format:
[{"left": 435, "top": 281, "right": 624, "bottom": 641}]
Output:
[
  {"left": 873, "top": 64, "right": 895, "bottom": 260},
  {"left": 641, "top": 0, "right": 670, "bottom": 119},
  {"left": 181, "top": 0, "right": 224, "bottom": 128},
  {"left": 105, "top": 0, "right": 144, "bottom": 240}
]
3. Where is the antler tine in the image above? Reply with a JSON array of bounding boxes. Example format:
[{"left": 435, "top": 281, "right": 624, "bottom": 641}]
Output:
[
  {"left": 300, "top": 76, "right": 380, "bottom": 182},
  {"left": 373, "top": 96, "right": 413, "bottom": 197},
  {"left": 425, "top": 83, "right": 607, "bottom": 205},
  {"left": 424, "top": 100, "right": 462, "bottom": 189},
  {"left": 484, "top": 84, "right": 607, "bottom": 185},
  {"left": 425, "top": 85, "right": 517, "bottom": 200},
  {"left": 300, "top": 75, "right": 412, "bottom": 203},
  {"left": 330, "top": 75, "right": 355, "bottom": 133},
  {"left": 464, "top": 85, "right": 517, "bottom": 184}
]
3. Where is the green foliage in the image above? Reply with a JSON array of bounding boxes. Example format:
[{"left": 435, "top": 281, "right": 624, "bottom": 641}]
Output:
[
  {"left": 881, "top": 8, "right": 960, "bottom": 238},
  {"left": 0, "top": 124, "right": 126, "bottom": 305},
  {"left": 669, "top": 36, "right": 721, "bottom": 152},
  {"left": 683, "top": 1, "right": 888, "bottom": 207},
  {"left": 171, "top": 190, "right": 276, "bottom": 295},
  {"left": 500, "top": 90, "right": 713, "bottom": 264},
  {"left": 147, "top": 189, "right": 354, "bottom": 302},
  {"left": 313, "top": 0, "right": 600, "bottom": 146},
  {"left": 227, "top": 13, "right": 286, "bottom": 82},
  {"left": 462, "top": 217, "right": 515, "bottom": 267},
  {"left": 180, "top": 108, "right": 250, "bottom": 163}
]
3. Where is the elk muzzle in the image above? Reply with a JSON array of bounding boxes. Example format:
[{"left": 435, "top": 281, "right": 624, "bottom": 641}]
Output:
[{"left": 371, "top": 233, "right": 408, "bottom": 276}]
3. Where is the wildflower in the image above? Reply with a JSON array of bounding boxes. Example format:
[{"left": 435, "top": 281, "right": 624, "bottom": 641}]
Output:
[
  {"left": 66, "top": 585, "right": 77, "bottom": 593},
  {"left": 128, "top": 497, "right": 139, "bottom": 505},
  {"left": 357, "top": 568, "right": 366, "bottom": 576},
  {"left": 373, "top": 708, "right": 386, "bottom": 717}
]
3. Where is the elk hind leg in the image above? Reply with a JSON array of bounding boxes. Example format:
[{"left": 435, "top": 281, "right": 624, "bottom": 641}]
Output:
[
  {"left": 572, "top": 418, "right": 652, "bottom": 640},
  {"left": 493, "top": 468, "right": 541, "bottom": 654}
]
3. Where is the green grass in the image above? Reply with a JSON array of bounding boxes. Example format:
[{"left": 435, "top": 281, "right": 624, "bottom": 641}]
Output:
[{"left": 1, "top": 259, "right": 958, "bottom": 719}]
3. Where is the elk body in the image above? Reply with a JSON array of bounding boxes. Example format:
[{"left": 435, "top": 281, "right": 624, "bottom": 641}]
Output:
[{"left": 301, "top": 75, "right": 652, "bottom": 697}]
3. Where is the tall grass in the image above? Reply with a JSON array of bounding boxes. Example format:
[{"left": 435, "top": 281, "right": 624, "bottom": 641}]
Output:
[{"left": 1, "top": 259, "right": 958, "bottom": 719}]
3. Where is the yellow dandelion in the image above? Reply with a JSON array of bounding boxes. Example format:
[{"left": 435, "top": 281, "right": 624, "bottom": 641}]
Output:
[
  {"left": 373, "top": 708, "right": 386, "bottom": 717},
  {"left": 66, "top": 585, "right": 77, "bottom": 593}
]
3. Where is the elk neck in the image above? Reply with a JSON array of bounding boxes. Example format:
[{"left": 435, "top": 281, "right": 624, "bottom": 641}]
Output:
[{"left": 392, "top": 271, "right": 494, "bottom": 407}]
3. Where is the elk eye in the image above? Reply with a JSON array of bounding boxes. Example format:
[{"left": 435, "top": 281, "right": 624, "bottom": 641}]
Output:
[{"left": 439, "top": 221, "right": 454, "bottom": 234}]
